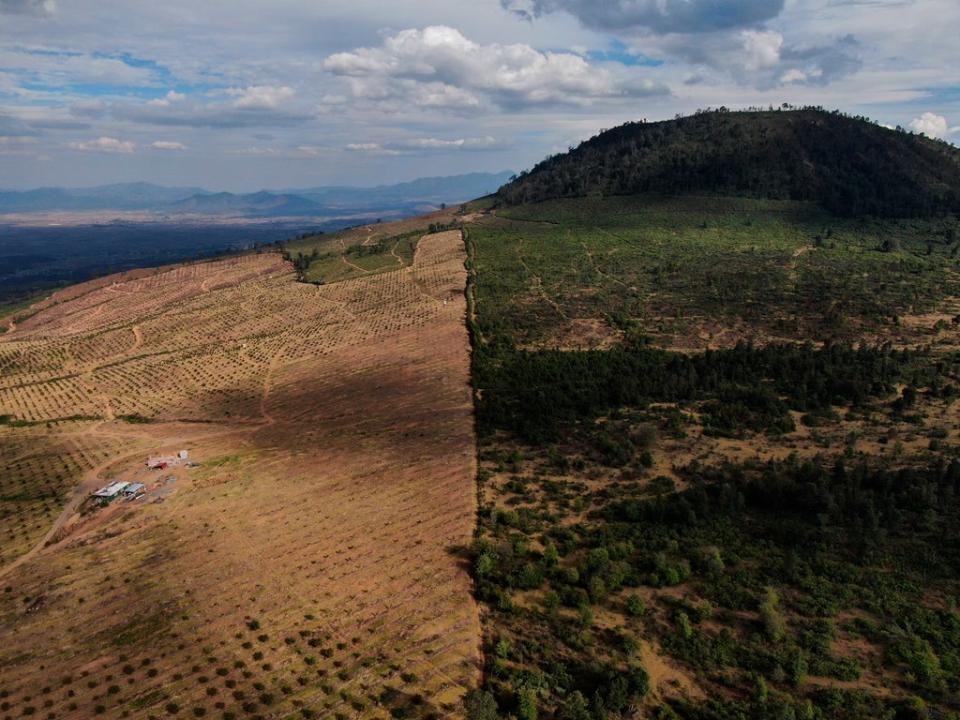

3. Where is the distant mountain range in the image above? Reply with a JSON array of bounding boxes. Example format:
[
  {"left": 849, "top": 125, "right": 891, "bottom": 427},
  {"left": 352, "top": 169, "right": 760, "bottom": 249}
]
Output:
[{"left": 0, "top": 172, "right": 514, "bottom": 217}]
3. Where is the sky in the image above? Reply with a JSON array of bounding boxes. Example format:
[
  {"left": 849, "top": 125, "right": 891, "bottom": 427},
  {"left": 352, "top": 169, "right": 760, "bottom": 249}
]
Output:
[{"left": 0, "top": 0, "right": 957, "bottom": 191}]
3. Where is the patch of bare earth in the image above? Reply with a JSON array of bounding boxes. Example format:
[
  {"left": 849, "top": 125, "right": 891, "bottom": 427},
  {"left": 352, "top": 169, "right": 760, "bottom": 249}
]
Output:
[{"left": 0, "top": 232, "right": 479, "bottom": 719}]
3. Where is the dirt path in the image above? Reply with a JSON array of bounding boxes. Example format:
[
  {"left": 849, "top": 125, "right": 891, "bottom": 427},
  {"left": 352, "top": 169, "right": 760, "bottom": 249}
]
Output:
[
  {"left": 515, "top": 238, "right": 568, "bottom": 320},
  {"left": 0, "top": 446, "right": 144, "bottom": 581},
  {"left": 787, "top": 244, "right": 815, "bottom": 288},
  {"left": 390, "top": 238, "right": 404, "bottom": 268},
  {"left": 339, "top": 237, "right": 370, "bottom": 274},
  {"left": 580, "top": 238, "right": 630, "bottom": 290}
]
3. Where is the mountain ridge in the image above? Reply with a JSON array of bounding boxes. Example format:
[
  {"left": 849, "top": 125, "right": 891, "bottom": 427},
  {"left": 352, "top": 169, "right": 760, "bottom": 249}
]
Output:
[{"left": 0, "top": 171, "right": 514, "bottom": 216}]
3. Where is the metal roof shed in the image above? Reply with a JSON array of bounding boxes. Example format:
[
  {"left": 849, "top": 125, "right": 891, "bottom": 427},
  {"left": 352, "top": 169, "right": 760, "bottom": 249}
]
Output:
[{"left": 92, "top": 481, "right": 130, "bottom": 499}]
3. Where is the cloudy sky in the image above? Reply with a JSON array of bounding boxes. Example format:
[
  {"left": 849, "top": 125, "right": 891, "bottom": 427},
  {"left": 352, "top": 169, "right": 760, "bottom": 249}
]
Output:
[{"left": 0, "top": 0, "right": 957, "bottom": 190}]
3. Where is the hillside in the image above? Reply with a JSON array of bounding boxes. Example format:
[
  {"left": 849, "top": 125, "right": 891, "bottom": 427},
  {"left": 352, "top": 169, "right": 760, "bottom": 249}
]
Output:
[
  {"left": 463, "top": 127, "right": 960, "bottom": 717},
  {"left": 0, "top": 225, "right": 480, "bottom": 719},
  {"left": 5, "top": 108, "right": 960, "bottom": 720},
  {"left": 497, "top": 108, "right": 960, "bottom": 217}
]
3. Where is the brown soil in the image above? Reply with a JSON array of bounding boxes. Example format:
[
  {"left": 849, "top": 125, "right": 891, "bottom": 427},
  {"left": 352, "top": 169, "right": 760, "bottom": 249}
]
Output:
[{"left": 0, "top": 232, "right": 479, "bottom": 719}]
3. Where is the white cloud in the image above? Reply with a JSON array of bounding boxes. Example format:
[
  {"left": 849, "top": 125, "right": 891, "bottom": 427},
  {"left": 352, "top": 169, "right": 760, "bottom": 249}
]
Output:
[
  {"left": 68, "top": 136, "right": 135, "bottom": 153},
  {"left": 228, "top": 85, "right": 295, "bottom": 110},
  {"left": 649, "top": 30, "right": 860, "bottom": 89},
  {"left": 393, "top": 136, "right": 501, "bottom": 150},
  {"left": 780, "top": 68, "right": 808, "bottom": 84},
  {"left": 324, "top": 25, "right": 667, "bottom": 111},
  {"left": 151, "top": 140, "right": 187, "bottom": 150},
  {"left": 908, "top": 112, "right": 959, "bottom": 140},
  {"left": 345, "top": 142, "right": 401, "bottom": 155},
  {"left": 341, "top": 136, "right": 504, "bottom": 155},
  {"left": 147, "top": 90, "right": 186, "bottom": 107},
  {"left": 741, "top": 30, "right": 783, "bottom": 72}
]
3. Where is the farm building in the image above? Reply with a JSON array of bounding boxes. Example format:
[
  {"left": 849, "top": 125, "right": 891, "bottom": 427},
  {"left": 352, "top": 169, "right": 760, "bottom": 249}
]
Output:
[
  {"left": 123, "top": 483, "right": 146, "bottom": 499},
  {"left": 147, "top": 450, "right": 188, "bottom": 469},
  {"left": 92, "top": 481, "right": 130, "bottom": 504}
]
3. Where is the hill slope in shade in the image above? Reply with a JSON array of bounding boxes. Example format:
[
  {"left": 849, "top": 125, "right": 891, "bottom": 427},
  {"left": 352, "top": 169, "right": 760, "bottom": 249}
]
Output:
[{"left": 498, "top": 108, "right": 960, "bottom": 217}]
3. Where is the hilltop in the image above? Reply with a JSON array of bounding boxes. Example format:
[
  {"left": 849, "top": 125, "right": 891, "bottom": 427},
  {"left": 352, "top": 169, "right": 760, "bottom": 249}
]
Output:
[{"left": 498, "top": 108, "right": 960, "bottom": 217}]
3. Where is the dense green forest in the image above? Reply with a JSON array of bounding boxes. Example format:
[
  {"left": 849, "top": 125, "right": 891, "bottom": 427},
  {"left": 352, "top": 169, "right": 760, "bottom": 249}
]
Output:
[{"left": 497, "top": 108, "right": 960, "bottom": 218}]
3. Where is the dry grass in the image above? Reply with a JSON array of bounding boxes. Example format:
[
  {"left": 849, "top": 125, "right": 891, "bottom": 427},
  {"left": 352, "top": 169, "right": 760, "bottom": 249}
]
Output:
[{"left": 0, "top": 232, "right": 479, "bottom": 719}]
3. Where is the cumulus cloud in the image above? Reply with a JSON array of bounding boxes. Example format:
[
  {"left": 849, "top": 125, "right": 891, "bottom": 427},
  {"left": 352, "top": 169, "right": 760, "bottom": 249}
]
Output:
[
  {"left": 323, "top": 25, "right": 667, "bottom": 111},
  {"left": 651, "top": 30, "right": 861, "bottom": 88},
  {"left": 147, "top": 90, "right": 186, "bottom": 107},
  {"left": 909, "top": 113, "right": 959, "bottom": 139},
  {"left": 68, "top": 136, "right": 135, "bottom": 153},
  {"left": 779, "top": 34, "right": 862, "bottom": 86},
  {"left": 741, "top": 30, "right": 782, "bottom": 72},
  {"left": 151, "top": 140, "right": 187, "bottom": 150},
  {"left": 227, "top": 85, "right": 295, "bottom": 110},
  {"left": 501, "top": 0, "right": 785, "bottom": 34},
  {"left": 0, "top": 0, "right": 54, "bottom": 15}
]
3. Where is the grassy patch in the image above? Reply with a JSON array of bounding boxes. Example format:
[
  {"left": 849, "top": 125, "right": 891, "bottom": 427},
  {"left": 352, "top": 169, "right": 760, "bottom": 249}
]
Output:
[{"left": 468, "top": 195, "right": 960, "bottom": 348}]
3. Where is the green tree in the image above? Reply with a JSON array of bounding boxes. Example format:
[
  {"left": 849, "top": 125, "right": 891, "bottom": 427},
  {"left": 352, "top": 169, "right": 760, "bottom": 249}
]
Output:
[
  {"left": 518, "top": 688, "right": 538, "bottom": 720},
  {"left": 627, "top": 594, "right": 646, "bottom": 617},
  {"left": 760, "top": 587, "right": 787, "bottom": 642},
  {"left": 464, "top": 689, "right": 500, "bottom": 720}
]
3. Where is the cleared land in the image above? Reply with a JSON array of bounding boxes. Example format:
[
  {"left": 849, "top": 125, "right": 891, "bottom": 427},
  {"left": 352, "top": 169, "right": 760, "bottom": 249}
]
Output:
[{"left": 0, "top": 232, "right": 479, "bottom": 719}]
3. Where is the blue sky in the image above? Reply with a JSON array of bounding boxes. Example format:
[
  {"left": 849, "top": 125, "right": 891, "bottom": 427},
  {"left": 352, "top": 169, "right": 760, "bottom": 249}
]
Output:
[{"left": 0, "top": 0, "right": 957, "bottom": 191}]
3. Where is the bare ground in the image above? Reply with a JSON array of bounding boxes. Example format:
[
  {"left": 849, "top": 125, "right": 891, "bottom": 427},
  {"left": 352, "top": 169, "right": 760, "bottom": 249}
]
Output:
[{"left": 0, "top": 232, "right": 479, "bottom": 719}]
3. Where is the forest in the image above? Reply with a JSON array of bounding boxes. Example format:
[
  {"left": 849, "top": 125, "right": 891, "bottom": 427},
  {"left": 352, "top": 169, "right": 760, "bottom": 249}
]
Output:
[
  {"left": 464, "top": 135, "right": 960, "bottom": 718},
  {"left": 497, "top": 108, "right": 960, "bottom": 218}
]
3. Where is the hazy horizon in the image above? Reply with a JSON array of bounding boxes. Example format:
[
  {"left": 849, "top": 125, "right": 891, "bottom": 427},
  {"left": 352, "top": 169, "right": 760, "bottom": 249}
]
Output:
[{"left": 0, "top": 170, "right": 516, "bottom": 194}]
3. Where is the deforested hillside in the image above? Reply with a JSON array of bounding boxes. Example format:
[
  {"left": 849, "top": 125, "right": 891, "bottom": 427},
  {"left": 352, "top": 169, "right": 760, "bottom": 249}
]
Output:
[
  {"left": 497, "top": 108, "right": 960, "bottom": 217},
  {"left": 0, "top": 222, "right": 480, "bottom": 720}
]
